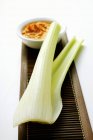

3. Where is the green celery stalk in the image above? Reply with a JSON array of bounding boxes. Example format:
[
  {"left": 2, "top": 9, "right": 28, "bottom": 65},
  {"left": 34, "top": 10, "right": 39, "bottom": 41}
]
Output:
[
  {"left": 53, "top": 37, "right": 76, "bottom": 74},
  {"left": 51, "top": 39, "right": 82, "bottom": 123},
  {"left": 13, "top": 22, "right": 61, "bottom": 126}
]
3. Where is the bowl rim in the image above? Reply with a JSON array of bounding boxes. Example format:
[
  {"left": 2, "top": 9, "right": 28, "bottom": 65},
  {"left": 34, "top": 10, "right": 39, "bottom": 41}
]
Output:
[{"left": 17, "top": 17, "right": 66, "bottom": 42}]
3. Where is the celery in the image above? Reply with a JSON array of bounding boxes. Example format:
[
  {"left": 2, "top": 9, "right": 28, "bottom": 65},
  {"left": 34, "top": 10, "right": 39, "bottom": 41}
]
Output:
[
  {"left": 13, "top": 22, "right": 61, "bottom": 126},
  {"left": 51, "top": 39, "right": 82, "bottom": 123},
  {"left": 53, "top": 37, "right": 76, "bottom": 74}
]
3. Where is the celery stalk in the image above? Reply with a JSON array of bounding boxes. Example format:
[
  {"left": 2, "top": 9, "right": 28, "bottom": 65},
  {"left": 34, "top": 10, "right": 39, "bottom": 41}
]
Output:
[
  {"left": 13, "top": 22, "right": 61, "bottom": 126},
  {"left": 53, "top": 37, "right": 76, "bottom": 74},
  {"left": 51, "top": 39, "right": 82, "bottom": 123}
]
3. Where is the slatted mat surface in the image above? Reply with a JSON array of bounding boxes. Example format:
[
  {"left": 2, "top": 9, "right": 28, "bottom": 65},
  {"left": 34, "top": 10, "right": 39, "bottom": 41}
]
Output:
[{"left": 19, "top": 40, "right": 93, "bottom": 140}]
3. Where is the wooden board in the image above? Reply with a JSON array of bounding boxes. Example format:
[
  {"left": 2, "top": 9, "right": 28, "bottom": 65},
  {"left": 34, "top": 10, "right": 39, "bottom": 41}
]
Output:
[{"left": 18, "top": 34, "right": 93, "bottom": 140}]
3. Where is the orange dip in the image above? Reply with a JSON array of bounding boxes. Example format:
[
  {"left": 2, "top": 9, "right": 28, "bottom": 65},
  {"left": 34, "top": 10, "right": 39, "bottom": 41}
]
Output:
[{"left": 22, "top": 21, "right": 51, "bottom": 40}]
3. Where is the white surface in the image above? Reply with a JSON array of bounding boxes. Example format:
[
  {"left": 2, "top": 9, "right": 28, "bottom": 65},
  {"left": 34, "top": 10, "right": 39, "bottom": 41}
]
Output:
[{"left": 0, "top": 0, "right": 93, "bottom": 139}]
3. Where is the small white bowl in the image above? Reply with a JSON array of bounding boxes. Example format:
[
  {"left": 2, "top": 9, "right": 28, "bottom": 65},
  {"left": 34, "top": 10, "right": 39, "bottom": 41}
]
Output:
[{"left": 17, "top": 18, "right": 66, "bottom": 49}]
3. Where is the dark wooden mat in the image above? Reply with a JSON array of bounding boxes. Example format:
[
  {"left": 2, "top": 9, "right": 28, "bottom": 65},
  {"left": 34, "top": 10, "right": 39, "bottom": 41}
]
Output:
[{"left": 19, "top": 38, "right": 93, "bottom": 140}]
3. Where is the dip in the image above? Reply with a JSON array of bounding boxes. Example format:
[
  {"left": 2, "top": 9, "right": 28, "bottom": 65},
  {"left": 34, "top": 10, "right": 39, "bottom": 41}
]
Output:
[{"left": 22, "top": 21, "right": 51, "bottom": 40}]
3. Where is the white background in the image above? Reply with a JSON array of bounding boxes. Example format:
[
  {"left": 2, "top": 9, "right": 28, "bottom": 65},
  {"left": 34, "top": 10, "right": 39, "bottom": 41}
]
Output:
[{"left": 0, "top": 0, "right": 93, "bottom": 139}]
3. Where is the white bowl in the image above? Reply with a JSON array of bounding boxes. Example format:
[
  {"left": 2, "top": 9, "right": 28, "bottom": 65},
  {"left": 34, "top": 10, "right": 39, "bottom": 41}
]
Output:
[{"left": 17, "top": 18, "right": 66, "bottom": 49}]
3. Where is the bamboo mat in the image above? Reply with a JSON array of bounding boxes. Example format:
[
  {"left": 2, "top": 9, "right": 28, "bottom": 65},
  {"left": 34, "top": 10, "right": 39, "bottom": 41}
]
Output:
[{"left": 18, "top": 39, "right": 93, "bottom": 140}]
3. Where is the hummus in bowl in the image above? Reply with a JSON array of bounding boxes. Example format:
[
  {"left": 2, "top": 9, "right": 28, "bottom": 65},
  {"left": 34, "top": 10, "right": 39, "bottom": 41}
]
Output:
[
  {"left": 17, "top": 18, "right": 66, "bottom": 49},
  {"left": 22, "top": 21, "right": 51, "bottom": 40}
]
